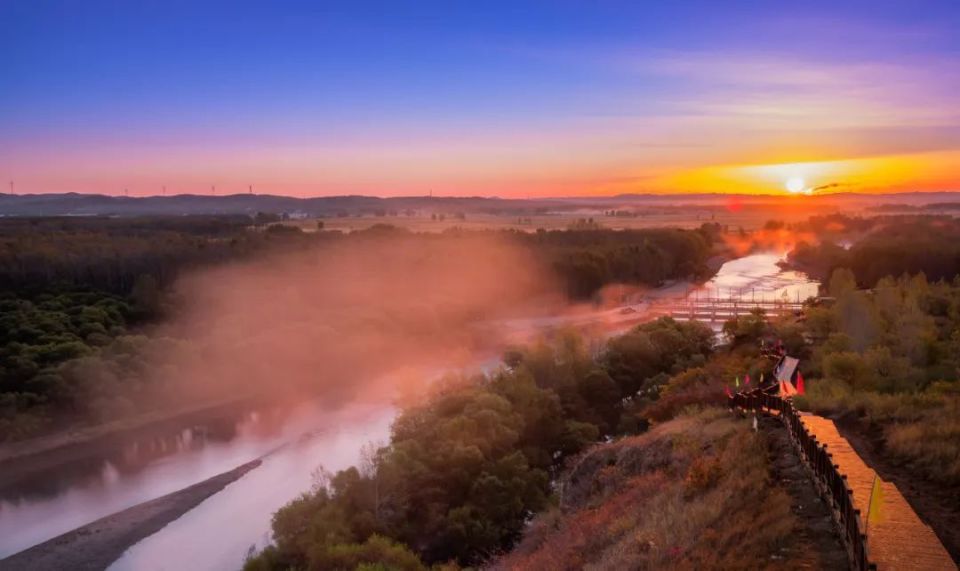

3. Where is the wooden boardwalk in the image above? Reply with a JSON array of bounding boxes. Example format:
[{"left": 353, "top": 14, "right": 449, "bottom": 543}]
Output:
[{"left": 800, "top": 415, "right": 957, "bottom": 571}]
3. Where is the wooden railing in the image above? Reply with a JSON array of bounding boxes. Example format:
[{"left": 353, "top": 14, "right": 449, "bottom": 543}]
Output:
[
  {"left": 729, "top": 390, "right": 877, "bottom": 571},
  {"left": 648, "top": 297, "right": 806, "bottom": 323}
]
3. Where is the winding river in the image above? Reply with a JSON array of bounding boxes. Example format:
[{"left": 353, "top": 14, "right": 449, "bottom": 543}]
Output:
[{"left": 0, "top": 251, "right": 820, "bottom": 570}]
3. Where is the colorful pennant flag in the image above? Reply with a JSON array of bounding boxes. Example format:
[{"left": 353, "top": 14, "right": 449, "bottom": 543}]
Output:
[
  {"left": 735, "top": 376, "right": 740, "bottom": 388},
  {"left": 779, "top": 380, "right": 798, "bottom": 398},
  {"left": 867, "top": 475, "right": 885, "bottom": 525},
  {"left": 744, "top": 374, "right": 751, "bottom": 386},
  {"left": 796, "top": 371, "right": 805, "bottom": 395}
]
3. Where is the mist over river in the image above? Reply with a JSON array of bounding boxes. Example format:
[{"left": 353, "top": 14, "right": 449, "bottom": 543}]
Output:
[{"left": 0, "top": 251, "right": 819, "bottom": 570}]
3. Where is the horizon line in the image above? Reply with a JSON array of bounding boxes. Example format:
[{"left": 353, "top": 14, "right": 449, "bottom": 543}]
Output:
[{"left": 3, "top": 189, "right": 960, "bottom": 201}]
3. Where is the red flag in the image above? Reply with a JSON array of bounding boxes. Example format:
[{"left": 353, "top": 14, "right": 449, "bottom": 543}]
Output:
[
  {"left": 744, "top": 374, "right": 751, "bottom": 386},
  {"left": 724, "top": 385, "right": 732, "bottom": 398},
  {"left": 796, "top": 371, "right": 805, "bottom": 395}
]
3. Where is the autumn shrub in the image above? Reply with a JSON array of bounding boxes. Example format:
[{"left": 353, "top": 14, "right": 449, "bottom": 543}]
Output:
[
  {"left": 884, "top": 397, "right": 960, "bottom": 485},
  {"left": 643, "top": 351, "right": 766, "bottom": 424}
]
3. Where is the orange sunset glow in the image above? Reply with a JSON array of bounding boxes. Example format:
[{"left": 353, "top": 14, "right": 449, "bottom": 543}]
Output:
[{"left": 3, "top": 3, "right": 959, "bottom": 197}]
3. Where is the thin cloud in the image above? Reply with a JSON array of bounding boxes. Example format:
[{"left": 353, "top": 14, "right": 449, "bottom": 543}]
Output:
[{"left": 811, "top": 182, "right": 848, "bottom": 193}]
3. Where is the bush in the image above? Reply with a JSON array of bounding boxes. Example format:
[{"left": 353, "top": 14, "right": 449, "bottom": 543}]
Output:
[
  {"left": 604, "top": 318, "right": 714, "bottom": 399},
  {"left": 309, "top": 535, "right": 427, "bottom": 571}
]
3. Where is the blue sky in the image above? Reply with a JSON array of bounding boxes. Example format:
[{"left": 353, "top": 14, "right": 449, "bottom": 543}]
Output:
[{"left": 2, "top": 0, "right": 959, "bottom": 196}]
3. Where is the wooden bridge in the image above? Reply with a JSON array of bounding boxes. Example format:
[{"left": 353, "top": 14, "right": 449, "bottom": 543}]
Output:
[{"left": 649, "top": 296, "right": 807, "bottom": 323}]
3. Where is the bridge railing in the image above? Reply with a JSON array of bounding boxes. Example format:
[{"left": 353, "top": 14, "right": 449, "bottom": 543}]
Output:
[{"left": 729, "top": 390, "right": 877, "bottom": 571}]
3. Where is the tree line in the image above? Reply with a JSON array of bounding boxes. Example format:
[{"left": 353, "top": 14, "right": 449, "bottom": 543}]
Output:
[{"left": 790, "top": 215, "right": 960, "bottom": 287}]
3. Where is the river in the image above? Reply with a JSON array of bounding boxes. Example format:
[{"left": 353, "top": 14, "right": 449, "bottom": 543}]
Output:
[{"left": 0, "top": 251, "right": 820, "bottom": 570}]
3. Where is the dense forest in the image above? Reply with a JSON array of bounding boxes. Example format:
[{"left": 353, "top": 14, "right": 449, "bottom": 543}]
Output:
[
  {"left": 789, "top": 215, "right": 960, "bottom": 287},
  {"left": 532, "top": 226, "right": 716, "bottom": 298},
  {"left": 0, "top": 217, "right": 718, "bottom": 441},
  {"left": 0, "top": 216, "right": 319, "bottom": 439},
  {"left": 0, "top": 217, "right": 716, "bottom": 301}
]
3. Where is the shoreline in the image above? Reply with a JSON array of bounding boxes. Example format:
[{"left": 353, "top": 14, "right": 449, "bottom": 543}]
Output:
[
  {"left": 0, "top": 459, "right": 262, "bottom": 571},
  {"left": 0, "top": 395, "right": 257, "bottom": 489}
]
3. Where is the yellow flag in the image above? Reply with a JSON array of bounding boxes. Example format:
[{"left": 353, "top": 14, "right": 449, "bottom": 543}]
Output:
[{"left": 868, "top": 475, "right": 885, "bottom": 525}]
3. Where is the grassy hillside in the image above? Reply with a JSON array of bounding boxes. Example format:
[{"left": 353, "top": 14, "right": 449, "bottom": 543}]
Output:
[{"left": 493, "top": 409, "right": 798, "bottom": 570}]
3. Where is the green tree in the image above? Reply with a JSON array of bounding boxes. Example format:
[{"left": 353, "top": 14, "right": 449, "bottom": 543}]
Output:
[{"left": 828, "top": 267, "right": 857, "bottom": 297}]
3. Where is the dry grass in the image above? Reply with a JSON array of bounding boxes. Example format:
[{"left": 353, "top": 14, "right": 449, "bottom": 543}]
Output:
[
  {"left": 884, "top": 400, "right": 960, "bottom": 485},
  {"left": 797, "top": 380, "right": 960, "bottom": 485},
  {"left": 490, "top": 408, "right": 801, "bottom": 570}
]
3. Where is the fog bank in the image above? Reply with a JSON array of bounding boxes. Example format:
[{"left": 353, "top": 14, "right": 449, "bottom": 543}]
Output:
[{"left": 145, "top": 233, "right": 563, "bottom": 408}]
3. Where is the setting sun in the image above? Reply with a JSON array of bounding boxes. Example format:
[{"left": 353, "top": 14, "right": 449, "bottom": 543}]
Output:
[{"left": 785, "top": 177, "right": 806, "bottom": 194}]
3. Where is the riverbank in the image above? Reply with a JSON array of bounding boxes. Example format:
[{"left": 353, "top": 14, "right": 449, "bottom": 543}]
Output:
[
  {"left": 0, "top": 459, "right": 261, "bottom": 571},
  {"left": 0, "top": 395, "right": 257, "bottom": 488}
]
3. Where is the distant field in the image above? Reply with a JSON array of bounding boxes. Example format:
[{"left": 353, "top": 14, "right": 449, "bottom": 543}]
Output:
[{"left": 287, "top": 205, "right": 835, "bottom": 234}]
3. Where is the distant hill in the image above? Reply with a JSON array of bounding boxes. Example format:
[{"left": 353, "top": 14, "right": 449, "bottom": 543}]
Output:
[
  {"left": 0, "top": 193, "right": 569, "bottom": 217},
  {"left": 1, "top": 191, "right": 959, "bottom": 217}
]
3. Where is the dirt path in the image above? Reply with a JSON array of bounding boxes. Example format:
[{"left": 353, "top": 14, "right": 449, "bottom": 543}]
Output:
[
  {"left": 833, "top": 415, "right": 960, "bottom": 564},
  {"left": 0, "top": 459, "right": 261, "bottom": 571},
  {"left": 761, "top": 416, "right": 851, "bottom": 570}
]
